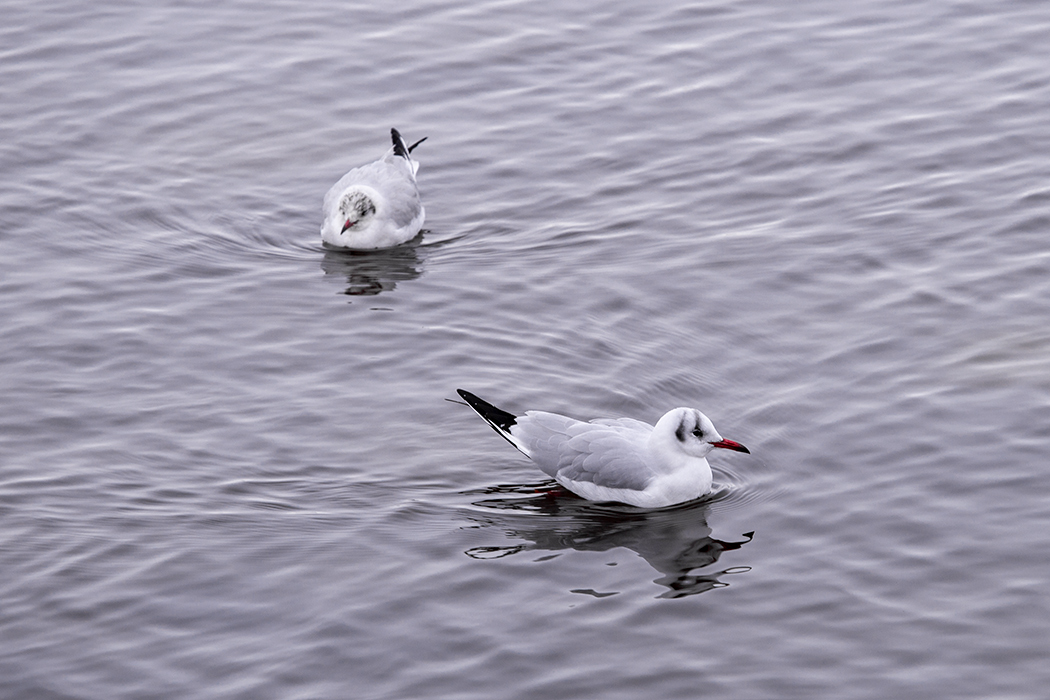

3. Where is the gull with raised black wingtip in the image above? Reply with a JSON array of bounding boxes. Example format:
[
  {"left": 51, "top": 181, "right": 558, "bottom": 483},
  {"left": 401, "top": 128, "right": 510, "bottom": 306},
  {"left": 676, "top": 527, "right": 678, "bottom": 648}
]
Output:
[
  {"left": 457, "top": 389, "right": 750, "bottom": 508},
  {"left": 321, "top": 128, "right": 426, "bottom": 250}
]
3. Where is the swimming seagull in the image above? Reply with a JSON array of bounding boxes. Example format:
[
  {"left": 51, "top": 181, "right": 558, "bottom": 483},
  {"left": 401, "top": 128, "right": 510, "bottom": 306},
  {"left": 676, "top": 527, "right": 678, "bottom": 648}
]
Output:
[
  {"left": 321, "top": 128, "right": 426, "bottom": 250},
  {"left": 457, "top": 389, "right": 750, "bottom": 508}
]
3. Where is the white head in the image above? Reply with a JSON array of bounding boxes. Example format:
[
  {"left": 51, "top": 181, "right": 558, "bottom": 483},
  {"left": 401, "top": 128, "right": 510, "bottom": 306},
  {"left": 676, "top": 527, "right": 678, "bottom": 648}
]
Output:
[
  {"left": 337, "top": 189, "right": 377, "bottom": 235},
  {"left": 652, "top": 407, "right": 750, "bottom": 460},
  {"left": 322, "top": 186, "right": 383, "bottom": 248}
]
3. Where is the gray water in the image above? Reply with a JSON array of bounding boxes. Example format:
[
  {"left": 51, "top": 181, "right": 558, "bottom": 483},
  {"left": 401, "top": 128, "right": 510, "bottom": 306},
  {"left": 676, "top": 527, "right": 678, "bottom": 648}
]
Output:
[{"left": 3, "top": 1, "right": 1050, "bottom": 698}]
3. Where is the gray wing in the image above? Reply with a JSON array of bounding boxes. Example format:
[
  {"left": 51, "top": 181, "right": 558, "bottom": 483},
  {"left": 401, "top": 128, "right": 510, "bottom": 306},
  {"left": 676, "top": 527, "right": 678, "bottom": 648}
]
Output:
[
  {"left": 513, "top": 411, "right": 655, "bottom": 491},
  {"left": 590, "top": 417, "right": 653, "bottom": 432},
  {"left": 375, "top": 152, "right": 423, "bottom": 227}
]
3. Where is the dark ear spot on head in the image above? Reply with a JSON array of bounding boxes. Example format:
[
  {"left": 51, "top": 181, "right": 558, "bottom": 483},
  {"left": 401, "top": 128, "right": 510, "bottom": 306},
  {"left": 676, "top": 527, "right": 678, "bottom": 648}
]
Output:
[
  {"left": 342, "top": 193, "right": 376, "bottom": 219},
  {"left": 676, "top": 422, "right": 688, "bottom": 442}
]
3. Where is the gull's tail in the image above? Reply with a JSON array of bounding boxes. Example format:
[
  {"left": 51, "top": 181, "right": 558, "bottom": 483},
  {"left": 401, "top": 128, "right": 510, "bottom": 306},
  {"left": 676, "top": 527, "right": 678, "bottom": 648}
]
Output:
[{"left": 457, "top": 389, "right": 529, "bottom": 457}]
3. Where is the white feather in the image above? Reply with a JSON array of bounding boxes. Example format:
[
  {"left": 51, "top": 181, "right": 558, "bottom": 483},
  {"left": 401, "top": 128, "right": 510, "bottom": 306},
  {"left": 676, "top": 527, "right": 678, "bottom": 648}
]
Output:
[{"left": 321, "top": 130, "right": 424, "bottom": 250}]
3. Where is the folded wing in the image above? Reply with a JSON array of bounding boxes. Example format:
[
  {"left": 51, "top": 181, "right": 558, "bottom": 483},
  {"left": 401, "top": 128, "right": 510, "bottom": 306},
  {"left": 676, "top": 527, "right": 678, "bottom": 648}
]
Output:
[{"left": 513, "top": 412, "right": 655, "bottom": 492}]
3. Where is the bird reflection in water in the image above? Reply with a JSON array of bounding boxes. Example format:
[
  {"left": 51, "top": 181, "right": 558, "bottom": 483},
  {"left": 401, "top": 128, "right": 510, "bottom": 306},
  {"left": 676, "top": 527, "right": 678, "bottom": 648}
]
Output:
[
  {"left": 464, "top": 481, "right": 754, "bottom": 598},
  {"left": 320, "top": 239, "right": 424, "bottom": 297}
]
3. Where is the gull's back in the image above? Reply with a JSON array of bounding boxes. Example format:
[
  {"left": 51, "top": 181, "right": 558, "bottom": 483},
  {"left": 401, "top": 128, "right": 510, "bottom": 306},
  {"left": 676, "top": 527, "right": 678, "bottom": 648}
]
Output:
[{"left": 514, "top": 412, "right": 656, "bottom": 491}]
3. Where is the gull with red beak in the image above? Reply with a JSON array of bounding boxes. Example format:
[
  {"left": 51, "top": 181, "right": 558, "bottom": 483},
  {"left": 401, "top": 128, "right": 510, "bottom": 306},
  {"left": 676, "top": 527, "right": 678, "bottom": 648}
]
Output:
[
  {"left": 321, "top": 128, "right": 425, "bottom": 250},
  {"left": 457, "top": 390, "right": 750, "bottom": 508}
]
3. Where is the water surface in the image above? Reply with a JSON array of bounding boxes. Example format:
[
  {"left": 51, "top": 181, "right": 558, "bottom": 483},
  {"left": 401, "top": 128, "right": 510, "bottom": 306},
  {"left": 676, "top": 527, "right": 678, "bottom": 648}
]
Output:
[{"left": 2, "top": 1, "right": 1050, "bottom": 698}]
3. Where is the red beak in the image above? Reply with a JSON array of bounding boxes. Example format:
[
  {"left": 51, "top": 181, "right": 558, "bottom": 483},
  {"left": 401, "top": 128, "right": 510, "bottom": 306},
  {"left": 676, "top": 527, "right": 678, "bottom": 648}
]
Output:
[
  {"left": 341, "top": 219, "right": 354, "bottom": 233},
  {"left": 710, "top": 438, "right": 750, "bottom": 454}
]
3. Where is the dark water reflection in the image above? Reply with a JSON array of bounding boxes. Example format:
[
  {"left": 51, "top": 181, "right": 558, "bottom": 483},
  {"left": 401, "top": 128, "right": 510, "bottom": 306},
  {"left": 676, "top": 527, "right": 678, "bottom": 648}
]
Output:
[
  {"left": 320, "top": 241, "right": 426, "bottom": 296},
  {"left": 465, "top": 483, "right": 754, "bottom": 598}
]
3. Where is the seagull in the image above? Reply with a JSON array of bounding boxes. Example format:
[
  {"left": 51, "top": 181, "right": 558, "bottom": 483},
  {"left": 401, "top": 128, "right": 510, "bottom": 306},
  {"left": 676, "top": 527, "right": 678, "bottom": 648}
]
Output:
[
  {"left": 321, "top": 128, "right": 426, "bottom": 250},
  {"left": 457, "top": 389, "right": 750, "bottom": 508}
]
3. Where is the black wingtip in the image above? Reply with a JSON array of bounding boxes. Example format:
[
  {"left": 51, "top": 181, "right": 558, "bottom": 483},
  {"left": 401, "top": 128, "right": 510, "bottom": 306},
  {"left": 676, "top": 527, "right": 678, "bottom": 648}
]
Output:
[
  {"left": 391, "top": 128, "right": 410, "bottom": 159},
  {"left": 391, "top": 129, "right": 426, "bottom": 158},
  {"left": 457, "top": 389, "right": 517, "bottom": 432}
]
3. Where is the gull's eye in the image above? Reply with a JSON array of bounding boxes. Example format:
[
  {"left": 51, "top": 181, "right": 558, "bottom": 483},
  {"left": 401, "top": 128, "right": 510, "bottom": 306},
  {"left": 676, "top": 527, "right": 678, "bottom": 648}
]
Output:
[{"left": 692, "top": 427, "right": 705, "bottom": 440}]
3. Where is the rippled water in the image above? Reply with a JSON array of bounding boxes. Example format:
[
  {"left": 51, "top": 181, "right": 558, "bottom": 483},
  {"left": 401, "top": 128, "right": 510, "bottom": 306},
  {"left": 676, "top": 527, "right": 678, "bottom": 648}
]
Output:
[{"left": 3, "top": 1, "right": 1050, "bottom": 698}]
